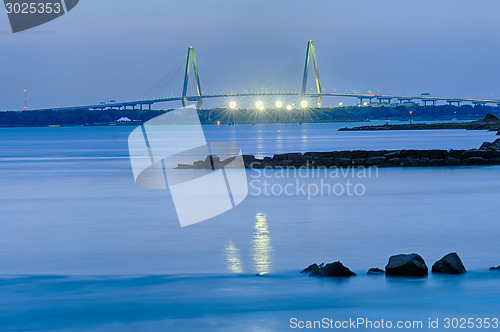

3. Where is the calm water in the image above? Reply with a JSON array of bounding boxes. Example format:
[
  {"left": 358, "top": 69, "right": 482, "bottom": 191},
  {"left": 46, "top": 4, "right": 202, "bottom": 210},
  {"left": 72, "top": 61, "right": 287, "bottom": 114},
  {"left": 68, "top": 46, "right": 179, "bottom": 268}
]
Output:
[{"left": 0, "top": 123, "right": 499, "bottom": 331}]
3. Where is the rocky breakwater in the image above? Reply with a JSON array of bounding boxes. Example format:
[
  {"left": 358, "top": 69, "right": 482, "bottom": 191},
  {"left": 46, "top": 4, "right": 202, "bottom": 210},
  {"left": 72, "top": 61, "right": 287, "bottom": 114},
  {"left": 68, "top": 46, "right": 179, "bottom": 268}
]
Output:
[
  {"left": 339, "top": 113, "right": 500, "bottom": 132},
  {"left": 241, "top": 138, "right": 500, "bottom": 169}
]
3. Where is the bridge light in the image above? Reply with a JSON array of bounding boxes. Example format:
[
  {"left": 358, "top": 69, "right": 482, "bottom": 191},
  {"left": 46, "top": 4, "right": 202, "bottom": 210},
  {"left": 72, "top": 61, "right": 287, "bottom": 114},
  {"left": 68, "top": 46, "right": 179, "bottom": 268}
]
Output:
[
  {"left": 255, "top": 101, "right": 265, "bottom": 111},
  {"left": 229, "top": 101, "right": 237, "bottom": 109},
  {"left": 275, "top": 101, "right": 283, "bottom": 109},
  {"left": 300, "top": 100, "right": 308, "bottom": 108},
  {"left": 286, "top": 104, "right": 293, "bottom": 111},
  {"left": 363, "top": 102, "right": 368, "bottom": 106}
]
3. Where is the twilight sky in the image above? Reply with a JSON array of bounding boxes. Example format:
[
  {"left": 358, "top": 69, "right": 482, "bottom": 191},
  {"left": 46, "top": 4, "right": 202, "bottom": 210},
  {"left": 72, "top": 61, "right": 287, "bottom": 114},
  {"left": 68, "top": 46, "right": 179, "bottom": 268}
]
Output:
[{"left": 1, "top": 0, "right": 500, "bottom": 110}]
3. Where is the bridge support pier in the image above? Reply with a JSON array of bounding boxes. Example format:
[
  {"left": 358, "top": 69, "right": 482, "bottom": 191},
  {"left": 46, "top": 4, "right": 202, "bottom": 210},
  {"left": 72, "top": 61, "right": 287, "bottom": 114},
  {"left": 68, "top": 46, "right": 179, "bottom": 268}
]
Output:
[
  {"left": 447, "top": 101, "right": 461, "bottom": 107},
  {"left": 358, "top": 97, "right": 373, "bottom": 105},
  {"left": 377, "top": 98, "right": 392, "bottom": 104}
]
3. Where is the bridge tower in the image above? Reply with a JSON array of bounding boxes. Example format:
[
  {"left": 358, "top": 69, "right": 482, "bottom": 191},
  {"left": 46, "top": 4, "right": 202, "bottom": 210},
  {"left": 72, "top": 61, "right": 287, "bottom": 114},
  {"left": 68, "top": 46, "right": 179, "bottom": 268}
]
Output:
[
  {"left": 182, "top": 46, "right": 203, "bottom": 110},
  {"left": 301, "top": 40, "right": 322, "bottom": 108}
]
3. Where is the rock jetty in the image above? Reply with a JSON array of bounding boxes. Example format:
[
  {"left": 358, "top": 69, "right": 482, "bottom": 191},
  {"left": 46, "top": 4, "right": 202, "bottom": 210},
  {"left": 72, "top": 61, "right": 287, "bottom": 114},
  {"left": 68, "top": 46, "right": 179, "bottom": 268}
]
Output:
[
  {"left": 177, "top": 139, "right": 500, "bottom": 170},
  {"left": 240, "top": 138, "right": 500, "bottom": 169},
  {"left": 339, "top": 113, "right": 500, "bottom": 132}
]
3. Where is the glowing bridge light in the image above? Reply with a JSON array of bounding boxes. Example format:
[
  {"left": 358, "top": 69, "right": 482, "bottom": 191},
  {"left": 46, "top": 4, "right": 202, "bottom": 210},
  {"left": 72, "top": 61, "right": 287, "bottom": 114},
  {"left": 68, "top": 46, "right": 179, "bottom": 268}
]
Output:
[
  {"left": 300, "top": 100, "right": 308, "bottom": 108},
  {"left": 286, "top": 104, "right": 293, "bottom": 111},
  {"left": 255, "top": 101, "right": 265, "bottom": 111},
  {"left": 275, "top": 101, "right": 283, "bottom": 108},
  {"left": 363, "top": 102, "right": 368, "bottom": 106},
  {"left": 229, "top": 101, "right": 237, "bottom": 109}
]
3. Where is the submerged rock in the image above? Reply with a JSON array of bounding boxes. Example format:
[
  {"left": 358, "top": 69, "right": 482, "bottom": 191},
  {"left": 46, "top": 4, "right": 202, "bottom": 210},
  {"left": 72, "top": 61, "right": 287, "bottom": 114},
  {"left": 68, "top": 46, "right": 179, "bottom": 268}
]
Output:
[
  {"left": 303, "top": 261, "right": 356, "bottom": 277},
  {"left": 432, "top": 253, "right": 466, "bottom": 274},
  {"left": 385, "top": 253, "right": 428, "bottom": 277},
  {"left": 367, "top": 268, "right": 384, "bottom": 275}
]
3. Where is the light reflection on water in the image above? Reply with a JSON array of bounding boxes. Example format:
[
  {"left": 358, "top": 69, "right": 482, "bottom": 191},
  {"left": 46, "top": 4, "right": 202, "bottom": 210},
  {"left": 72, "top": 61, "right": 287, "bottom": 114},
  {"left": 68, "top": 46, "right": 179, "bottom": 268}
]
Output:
[
  {"left": 252, "top": 212, "right": 273, "bottom": 275},
  {"left": 224, "top": 240, "right": 243, "bottom": 273}
]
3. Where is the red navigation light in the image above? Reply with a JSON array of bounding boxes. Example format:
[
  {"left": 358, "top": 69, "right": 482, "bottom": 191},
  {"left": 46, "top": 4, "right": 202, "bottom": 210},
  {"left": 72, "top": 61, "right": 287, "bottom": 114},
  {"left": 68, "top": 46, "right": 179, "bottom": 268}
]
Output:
[{"left": 409, "top": 111, "right": 413, "bottom": 116}]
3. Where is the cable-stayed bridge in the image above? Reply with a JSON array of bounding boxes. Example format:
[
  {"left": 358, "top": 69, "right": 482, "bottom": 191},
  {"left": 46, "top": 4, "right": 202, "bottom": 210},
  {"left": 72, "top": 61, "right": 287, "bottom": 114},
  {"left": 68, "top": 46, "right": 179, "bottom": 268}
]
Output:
[{"left": 29, "top": 41, "right": 500, "bottom": 112}]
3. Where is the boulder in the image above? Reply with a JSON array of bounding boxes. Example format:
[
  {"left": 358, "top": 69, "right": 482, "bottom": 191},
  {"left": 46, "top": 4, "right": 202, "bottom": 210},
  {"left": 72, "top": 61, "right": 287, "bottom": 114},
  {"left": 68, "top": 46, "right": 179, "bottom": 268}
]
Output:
[
  {"left": 385, "top": 151, "right": 401, "bottom": 159},
  {"left": 310, "top": 152, "right": 334, "bottom": 158},
  {"left": 301, "top": 263, "right": 321, "bottom": 274},
  {"left": 334, "top": 158, "right": 352, "bottom": 167},
  {"left": 479, "top": 142, "right": 492, "bottom": 150},
  {"left": 368, "top": 150, "right": 386, "bottom": 157},
  {"left": 272, "top": 153, "right": 289, "bottom": 161},
  {"left": 313, "top": 157, "right": 333, "bottom": 167},
  {"left": 483, "top": 113, "right": 499, "bottom": 122},
  {"left": 429, "top": 149, "right": 445, "bottom": 159},
  {"left": 444, "top": 157, "right": 462, "bottom": 166},
  {"left": 286, "top": 153, "right": 304, "bottom": 161},
  {"left": 242, "top": 155, "right": 256, "bottom": 162},
  {"left": 448, "top": 149, "right": 466, "bottom": 159},
  {"left": 352, "top": 150, "right": 368, "bottom": 158},
  {"left": 366, "top": 156, "right": 386, "bottom": 165},
  {"left": 308, "top": 261, "right": 356, "bottom": 277},
  {"left": 334, "top": 151, "right": 353, "bottom": 159},
  {"left": 385, "top": 253, "right": 428, "bottom": 277},
  {"left": 367, "top": 268, "right": 384, "bottom": 275},
  {"left": 473, "top": 150, "right": 495, "bottom": 159},
  {"left": 461, "top": 150, "right": 476, "bottom": 159},
  {"left": 194, "top": 160, "right": 209, "bottom": 169},
  {"left": 428, "top": 159, "right": 444, "bottom": 166},
  {"left": 463, "top": 157, "right": 489, "bottom": 165},
  {"left": 489, "top": 139, "right": 500, "bottom": 150},
  {"left": 351, "top": 158, "right": 367, "bottom": 166},
  {"left": 432, "top": 253, "right": 466, "bottom": 274}
]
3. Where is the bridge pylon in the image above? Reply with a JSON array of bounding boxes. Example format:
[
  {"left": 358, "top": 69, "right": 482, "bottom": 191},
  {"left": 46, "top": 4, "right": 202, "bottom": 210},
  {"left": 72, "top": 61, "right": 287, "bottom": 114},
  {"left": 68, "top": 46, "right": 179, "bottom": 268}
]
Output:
[
  {"left": 301, "top": 40, "right": 322, "bottom": 108},
  {"left": 182, "top": 46, "right": 203, "bottom": 110}
]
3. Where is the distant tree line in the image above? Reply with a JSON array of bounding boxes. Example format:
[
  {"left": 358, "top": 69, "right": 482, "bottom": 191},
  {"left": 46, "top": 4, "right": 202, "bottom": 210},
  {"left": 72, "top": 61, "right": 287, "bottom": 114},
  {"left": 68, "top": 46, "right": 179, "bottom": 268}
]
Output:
[{"left": 0, "top": 104, "right": 498, "bottom": 127}]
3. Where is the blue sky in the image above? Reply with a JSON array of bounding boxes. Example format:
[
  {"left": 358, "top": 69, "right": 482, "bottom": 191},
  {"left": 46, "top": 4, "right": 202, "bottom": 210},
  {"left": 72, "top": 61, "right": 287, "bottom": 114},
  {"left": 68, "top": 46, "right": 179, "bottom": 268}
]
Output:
[{"left": 1, "top": 0, "right": 500, "bottom": 110}]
